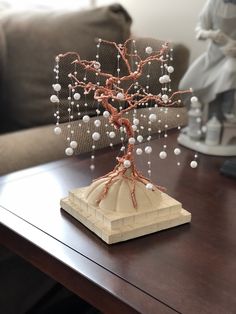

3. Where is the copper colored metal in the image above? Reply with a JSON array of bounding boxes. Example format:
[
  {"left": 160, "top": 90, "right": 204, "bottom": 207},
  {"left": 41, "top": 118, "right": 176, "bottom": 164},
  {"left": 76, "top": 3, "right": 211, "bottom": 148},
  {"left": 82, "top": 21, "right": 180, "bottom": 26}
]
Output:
[{"left": 57, "top": 39, "right": 189, "bottom": 208}]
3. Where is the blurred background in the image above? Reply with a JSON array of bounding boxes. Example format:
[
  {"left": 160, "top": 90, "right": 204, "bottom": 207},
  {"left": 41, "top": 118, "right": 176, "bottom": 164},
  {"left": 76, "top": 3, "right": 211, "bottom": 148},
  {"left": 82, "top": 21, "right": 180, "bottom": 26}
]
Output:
[{"left": 1, "top": 0, "right": 206, "bottom": 62}]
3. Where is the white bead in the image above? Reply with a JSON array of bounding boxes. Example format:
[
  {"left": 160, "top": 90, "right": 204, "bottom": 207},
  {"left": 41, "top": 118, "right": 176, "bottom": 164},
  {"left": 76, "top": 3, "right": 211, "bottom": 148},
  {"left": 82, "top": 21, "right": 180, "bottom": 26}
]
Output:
[
  {"left": 149, "top": 113, "right": 157, "bottom": 122},
  {"left": 167, "top": 66, "right": 174, "bottom": 73},
  {"left": 73, "top": 93, "right": 81, "bottom": 100},
  {"left": 90, "top": 164, "right": 95, "bottom": 171},
  {"left": 191, "top": 96, "right": 198, "bottom": 103},
  {"left": 161, "top": 94, "right": 169, "bottom": 102},
  {"left": 82, "top": 115, "right": 90, "bottom": 123},
  {"left": 145, "top": 46, "right": 153, "bottom": 54},
  {"left": 174, "top": 148, "right": 181, "bottom": 155},
  {"left": 70, "top": 141, "right": 78, "bottom": 149},
  {"left": 94, "top": 119, "right": 101, "bottom": 127},
  {"left": 129, "top": 137, "right": 135, "bottom": 144},
  {"left": 202, "top": 126, "right": 207, "bottom": 133},
  {"left": 146, "top": 183, "right": 153, "bottom": 190},
  {"left": 145, "top": 146, "right": 152, "bottom": 154},
  {"left": 103, "top": 111, "right": 110, "bottom": 118},
  {"left": 54, "top": 127, "right": 61, "bottom": 135},
  {"left": 163, "top": 75, "right": 170, "bottom": 83},
  {"left": 196, "top": 117, "right": 201, "bottom": 123},
  {"left": 109, "top": 131, "right": 116, "bottom": 139},
  {"left": 137, "top": 135, "right": 143, "bottom": 143},
  {"left": 50, "top": 95, "right": 59, "bottom": 103},
  {"left": 132, "top": 125, "right": 138, "bottom": 131},
  {"left": 159, "top": 151, "right": 167, "bottom": 159},
  {"left": 53, "top": 84, "right": 61, "bottom": 92},
  {"left": 93, "top": 61, "right": 101, "bottom": 69},
  {"left": 133, "top": 118, "right": 139, "bottom": 125},
  {"left": 65, "top": 147, "right": 74, "bottom": 156},
  {"left": 159, "top": 76, "right": 165, "bottom": 84},
  {"left": 136, "top": 148, "right": 143, "bottom": 155},
  {"left": 123, "top": 160, "right": 131, "bottom": 168},
  {"left": 190, "top": 160, "right": 198, "bottom": 168},
  {"left": 92, "top": 132, "right": 101, "bottom": 141},
  {"left": 117, "top": 92, "right": 125, "bottom": 100}
]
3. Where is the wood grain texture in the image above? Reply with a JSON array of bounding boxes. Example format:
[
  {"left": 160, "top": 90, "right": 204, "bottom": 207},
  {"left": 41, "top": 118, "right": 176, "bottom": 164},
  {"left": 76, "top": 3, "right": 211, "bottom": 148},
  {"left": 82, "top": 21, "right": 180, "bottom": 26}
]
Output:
[{"left": 0, "top": 131, "right": 236, "bottom": 314}]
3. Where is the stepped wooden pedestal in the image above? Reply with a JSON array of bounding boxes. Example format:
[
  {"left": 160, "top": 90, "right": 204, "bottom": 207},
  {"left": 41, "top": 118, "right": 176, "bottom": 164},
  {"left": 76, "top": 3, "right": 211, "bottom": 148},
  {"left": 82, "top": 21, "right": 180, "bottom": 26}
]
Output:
[{"left": 61, "top": 186, "right": 191, "bottom": 244}]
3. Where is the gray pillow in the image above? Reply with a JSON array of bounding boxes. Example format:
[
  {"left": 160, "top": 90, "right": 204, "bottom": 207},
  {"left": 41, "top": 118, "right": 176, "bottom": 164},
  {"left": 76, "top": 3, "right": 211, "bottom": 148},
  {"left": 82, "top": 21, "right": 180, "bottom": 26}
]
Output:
[{"left": 0, "top": 4, "right": 131, "bottom": 132}]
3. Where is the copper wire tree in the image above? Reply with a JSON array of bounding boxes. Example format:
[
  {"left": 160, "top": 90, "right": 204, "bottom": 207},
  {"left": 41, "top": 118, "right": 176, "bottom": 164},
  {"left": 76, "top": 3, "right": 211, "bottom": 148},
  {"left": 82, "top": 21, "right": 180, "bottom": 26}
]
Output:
[{"left": 53, "top": 39, "right": 190, "bottom": 208}]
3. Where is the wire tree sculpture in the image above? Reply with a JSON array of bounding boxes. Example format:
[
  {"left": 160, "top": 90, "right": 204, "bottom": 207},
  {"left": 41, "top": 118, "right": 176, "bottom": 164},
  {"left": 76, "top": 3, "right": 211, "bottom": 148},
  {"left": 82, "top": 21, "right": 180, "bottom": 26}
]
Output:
[{"left": 50, "top": 38, "right": 195, "bottom": 209}]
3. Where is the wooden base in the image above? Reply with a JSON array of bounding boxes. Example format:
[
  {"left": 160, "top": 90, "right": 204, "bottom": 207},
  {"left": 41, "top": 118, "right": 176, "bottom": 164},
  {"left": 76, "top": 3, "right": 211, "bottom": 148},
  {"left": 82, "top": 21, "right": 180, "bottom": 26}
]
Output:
[{"left": 61, "top": 187, "right": 191, "bottom": 244}]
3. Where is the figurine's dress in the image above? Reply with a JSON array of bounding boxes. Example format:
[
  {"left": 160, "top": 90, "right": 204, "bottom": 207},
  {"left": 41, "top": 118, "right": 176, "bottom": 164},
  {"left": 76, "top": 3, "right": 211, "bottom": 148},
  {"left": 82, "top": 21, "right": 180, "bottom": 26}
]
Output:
[{"left": 179, "top": 0, "right": 236, "bottom": 104}]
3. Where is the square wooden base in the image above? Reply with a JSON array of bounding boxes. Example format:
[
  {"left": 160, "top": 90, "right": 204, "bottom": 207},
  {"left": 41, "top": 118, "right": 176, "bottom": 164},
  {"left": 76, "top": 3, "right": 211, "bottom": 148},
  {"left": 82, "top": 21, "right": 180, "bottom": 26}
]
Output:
[{"left": 61, "top": 187, "right": 191, "bottom": 244}]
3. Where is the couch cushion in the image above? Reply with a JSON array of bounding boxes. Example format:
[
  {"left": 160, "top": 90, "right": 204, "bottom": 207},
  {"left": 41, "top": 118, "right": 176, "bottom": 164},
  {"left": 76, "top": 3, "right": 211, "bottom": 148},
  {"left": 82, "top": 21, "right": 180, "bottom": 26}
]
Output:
[{"left": 0, "top": 4, "right": 131, "bottom": 132}]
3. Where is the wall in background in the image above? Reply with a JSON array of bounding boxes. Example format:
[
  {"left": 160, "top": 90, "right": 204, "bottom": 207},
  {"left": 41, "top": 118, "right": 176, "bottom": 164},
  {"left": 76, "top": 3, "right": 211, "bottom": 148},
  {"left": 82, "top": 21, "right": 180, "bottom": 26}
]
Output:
[{"left": 97, "top": 0, "right": 207, "bottom": 63}]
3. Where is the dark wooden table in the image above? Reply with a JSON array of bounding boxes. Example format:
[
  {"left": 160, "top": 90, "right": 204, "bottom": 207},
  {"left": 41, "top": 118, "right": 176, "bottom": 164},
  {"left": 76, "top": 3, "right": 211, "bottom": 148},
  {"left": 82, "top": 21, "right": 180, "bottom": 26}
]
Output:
[{"left": 0, "top": 132, "right": 236, "bottom": 314}]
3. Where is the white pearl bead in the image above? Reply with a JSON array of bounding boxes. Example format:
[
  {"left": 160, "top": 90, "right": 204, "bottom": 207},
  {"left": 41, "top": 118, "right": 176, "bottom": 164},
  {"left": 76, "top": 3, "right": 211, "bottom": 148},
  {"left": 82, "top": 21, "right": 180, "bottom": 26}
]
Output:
[
  {"left": 70, "top": 141, "right": 78, "bottom": 149},
  {"left": 90, "top": 164, "right": 95, "bottom": 171},
  {"left": 161, "top": 94, "right": 169, "bottom": 102},
  {"left": 123, "top": 160, "right": 131, "bottom": 168},
  {"left": 137, "top": 135, "right": 143, "bottom": 143},
  {"left": 109, "top": 131, "right": 116, "bottom": 139},
  {"left": 92, "top": 132, "right": 101, "bottom": 141},
  {"left": 159, "top": 76, "right": 165, "bottom": 84},
  {"left": 73, "top": 93, "right": 81, "bottom": 100},
  {"left": 159, "top": 151, "right": 167, "bottom": 159},
  {"left": 53, "top": 84, "right": 61, "bottom": 92},
  {"left": 163, "top": 75, "right": 171, "bottom": 83},
  {"left": 191, "top": 96, "right": 198, "bottom": 103},
  {"left": 117, "top": 92, "right": 124, "bottom": 100},
  {"left": 196, "top": 117, "right": 201, "bottom": 123},
  {"left": 129, "top": 137, "right": 135, "bottom": 144},
  {"left": 133, "top": 118, "right": 139, "bottom": 125},
  {"left": 132, "top": 125, "right": 138, "bottom": 131},
  {"left": 50, "top": 95, "right": 59, "bottom": 103},
  {"left": 136, "top": 148, "right": 143, "bottom": 155},
  {"left": 82, "top": 115, "right": 90, "bottom": 123},
  {"left": 94, "top": 61, "right": 101, "bottom": 69},
  {"left": 174, "top": 148, "right": 181, "bottom": 155},
  {"left": 167, "top": 66, "right": 174, "bottom": 73},
  {"left": 103, "top": 111, "right": 110, "bottom": 118},
  {"left": 145, "top": 146, "right": 152, "bottom": 154},
  {"left": 145, "top": 46, "right": 153, "bottom": 54},
  {"left": 146, "top": 183, "right": 153, "bottom": 190},
  {"left": 94, "top": 119, "right": 101, "bottom": 127},
  {"left": 201, "top": 126, "right": 207, "bottom": 133},
  {"left": 54, "top": 127, "right": 61, "bottom": 135},
  {"left": 190, "top": 160, "right": 198, "bottom": 168},
  {"left": 65, "top": 147, "right": 74, "bottom": 156},
  {"left": 149, "top": 113, "right": 157, "bottom": 122}
]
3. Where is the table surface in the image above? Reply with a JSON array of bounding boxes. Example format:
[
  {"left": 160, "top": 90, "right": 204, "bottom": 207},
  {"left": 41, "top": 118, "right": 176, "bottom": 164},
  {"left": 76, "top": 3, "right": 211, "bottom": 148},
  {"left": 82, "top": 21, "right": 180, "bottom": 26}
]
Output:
[{"left": 0, "top": 132, "right": 236, "bottom": 314}]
